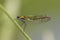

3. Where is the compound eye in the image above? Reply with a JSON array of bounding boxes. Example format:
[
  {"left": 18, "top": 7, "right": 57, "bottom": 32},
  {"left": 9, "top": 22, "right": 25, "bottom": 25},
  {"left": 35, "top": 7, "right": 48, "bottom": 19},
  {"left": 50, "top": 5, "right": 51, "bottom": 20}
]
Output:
[{"left": 17, "top": 16, "right": 20, "bottom": 18}]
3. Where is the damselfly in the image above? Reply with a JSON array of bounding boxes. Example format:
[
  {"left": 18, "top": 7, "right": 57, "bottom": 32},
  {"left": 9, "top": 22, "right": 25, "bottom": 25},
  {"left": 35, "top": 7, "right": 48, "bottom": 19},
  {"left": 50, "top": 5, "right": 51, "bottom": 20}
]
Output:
[{"left": 17, "top": 15, "right": 51, "bottom": 30}]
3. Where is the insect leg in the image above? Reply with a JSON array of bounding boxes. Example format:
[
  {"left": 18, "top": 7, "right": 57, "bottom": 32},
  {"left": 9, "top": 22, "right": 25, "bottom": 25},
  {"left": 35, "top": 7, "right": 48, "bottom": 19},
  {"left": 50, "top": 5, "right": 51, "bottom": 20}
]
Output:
[
  {"left": 23, "top": 21, "right": 26, "bottom": 31},
  {"left": 17, "top": 17, "right": 27, "bottom": 31}
]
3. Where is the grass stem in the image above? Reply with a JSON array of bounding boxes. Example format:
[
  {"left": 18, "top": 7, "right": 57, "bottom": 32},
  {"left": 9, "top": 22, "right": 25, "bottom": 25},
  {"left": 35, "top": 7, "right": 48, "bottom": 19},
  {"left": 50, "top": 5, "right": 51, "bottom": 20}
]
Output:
[{"left": 0, "top": 4, "right": 31, "bottom": 40}]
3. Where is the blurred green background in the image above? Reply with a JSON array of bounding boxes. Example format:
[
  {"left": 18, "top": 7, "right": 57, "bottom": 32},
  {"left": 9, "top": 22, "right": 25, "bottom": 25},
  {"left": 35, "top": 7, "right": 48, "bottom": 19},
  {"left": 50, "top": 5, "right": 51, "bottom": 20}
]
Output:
[{"left": 0, "top": 0, "right": 60, "bottom": 40}]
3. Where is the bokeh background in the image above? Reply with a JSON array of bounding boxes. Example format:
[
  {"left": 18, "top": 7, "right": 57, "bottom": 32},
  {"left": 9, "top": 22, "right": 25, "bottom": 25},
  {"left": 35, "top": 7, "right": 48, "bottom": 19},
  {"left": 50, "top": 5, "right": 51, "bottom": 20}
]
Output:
[{"left": 0, "top": 0, "right": 60, "bottom": 40}]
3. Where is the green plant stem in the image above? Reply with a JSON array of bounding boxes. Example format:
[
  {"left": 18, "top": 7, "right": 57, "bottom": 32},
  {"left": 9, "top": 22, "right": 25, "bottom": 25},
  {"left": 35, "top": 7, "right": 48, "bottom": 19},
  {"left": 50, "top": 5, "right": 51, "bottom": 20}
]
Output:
[{"left": 0, "top": 4, "right": 31, "bottom": 40}]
